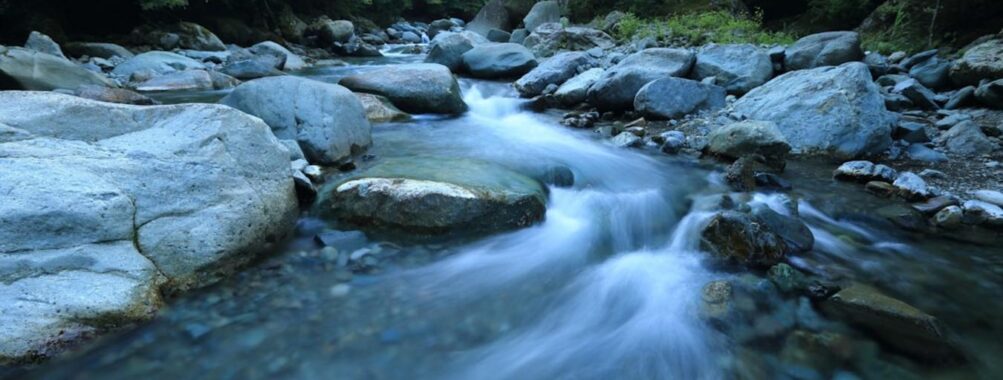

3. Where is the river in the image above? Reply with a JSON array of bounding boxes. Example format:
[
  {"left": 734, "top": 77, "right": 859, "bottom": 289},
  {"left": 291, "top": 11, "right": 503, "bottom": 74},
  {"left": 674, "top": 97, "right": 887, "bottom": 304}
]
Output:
[{"left": 7, "top": 47, "right": 1003, "bottom": 380}]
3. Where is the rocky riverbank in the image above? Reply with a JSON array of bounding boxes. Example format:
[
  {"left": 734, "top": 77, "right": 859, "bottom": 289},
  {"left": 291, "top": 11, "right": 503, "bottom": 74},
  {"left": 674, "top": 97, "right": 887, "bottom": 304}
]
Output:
[{"left": 1, "top": 0, "right": 1002, "bottom": 377}]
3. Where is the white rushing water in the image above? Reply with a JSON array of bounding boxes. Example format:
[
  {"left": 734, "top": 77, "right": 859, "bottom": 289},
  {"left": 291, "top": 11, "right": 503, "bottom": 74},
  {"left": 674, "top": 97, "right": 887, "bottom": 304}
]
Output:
[{"left": 378, "top": 83, "right": 727, "bottom": 379}]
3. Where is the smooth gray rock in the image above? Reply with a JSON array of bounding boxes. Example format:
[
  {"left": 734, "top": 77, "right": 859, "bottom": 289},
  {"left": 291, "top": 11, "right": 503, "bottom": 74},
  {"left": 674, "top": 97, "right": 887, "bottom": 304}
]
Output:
[
  {"left": 401, "top": 31, "right": 422, "bottom": 44},
  {"left": 833, "top": 160, "right": 897, "bottom": 183},
  {"left": 611, "top": 132, "right": 642, "bottom": 148},
  {"left": 468, "top": 0, "right": 512, "bottom": 36},
  {"left": 692, "top": 43, "right": 773, "bottom": 95},
  {"left": 893, "top": 121, "right": 929, "bottom": 143},
  {"left": 523, "top": 1, "right": 562, "bottom": 32},
  {"left": 24, "top": 31, "right": 66, "bottom": 60},
  {"left": 975, "top": 79, "right": 1003, "bottom": 109},
  {"left": 784, "top": 31, "right": 863, "bottom": 71},
  {"left": 0, "top": 92, "right": 297, "bottom": 362},
  {"left": 950, "top": 39, "right": 1003, "bottom": 86},
  {"left": 587, "top": 48, "right": 695, "bottom": 111},
  {"left": 63, "top": 42, "right": 134, "bottom": 59},
  {"left": 354, "top": 92, "right": 411, "bottom": 123},
  {"left": 752, "top": 203, "right": 814, "bottom": 254},
  {"left": 425, "top": 32, "right": 480, "bottom": 72},
  {"left": 74, "top": 85, "right": 157, "bottom": 105},
  {"left": 175, "top": 22, "right": 224, "bottom": 51},
  {"left": 510, "top": 28, "right": 529, "bottom": 44},
  {"left": 893, "top": 172, "right": 931, "bottom": 201},
  {"left": 221, "top": 76, "right": 371, "bottom": 165},
  {"left": 963, "top": 200, "right": 1003, "bottom": 227},
  {"left": 428, "top": 19, "right": 457, "bottom": 39},
  {"left": 634, "top": 77, "right": 726, "bottom": 120},
  {"left": 340, "top": 63, "right": 467, "bottom": 115},
  {"left": 893, "top": 78, "right": 940, "bottom": 110},
  {"left": 0, "top": 47, "right": 116, "bottom": 91},
  {"left": 973, "top": 190, "right": 1003, "bottom": 207},
  {"left": 317, "top": 158, "right": 547, "bottom": 235},
  {"left": 553, "top": 67, "right": 603, "bottom": 106},
  {"left": 934, "top": 205, "right": 964, "bottom": 228},
  {"left": 733, "top": 63, "right": 895, "bottom": 158},
  {"left": 909, "top": 56, "right": 951, "bottom": 89},
  {"left": 331, "top": 37, "right": 382, "bottom": 57},
  {"left": 945, "top": 86, "right": 976, "bottom": 109},
  {"left": 876, "top": 73, "right": 910, "bottom": 87},
  {"left": 884, "top": 93, "right": 913, "bottom": 111},
  {"left": 822, "top": 284, "right": 958, "bottom": 360},
  {"left": 309, "top": 19, "right": 355, "bottom": 45},
  {"left": 522, "top": 23, "right": 615, "bottom": 58},
  {"left": 250, "top": 41, "right": 306, "bottom": 71},
  {"left": 174, "top": 22, "right": 226, "bottom": 51},
  {"left": 707, "top": 120, "right": 791, "bottom": 163},
  {"left": 111, "top": 51, "right": 204, "bottom": 80},
  {"left": 514, "top": 51, "right": 593, "bottom": 97},
  {"left": 864, "top": 51, "right": 891, "bottom": 76},
  {"left": 221, "top": 59, "right": 286, "bottom": 80},
  {"left": 900, "top": 49, "right": 937, "bottom": 69},
  {"left": 461, "top": 42, "right": 538, "bottom": 78},
  {"left": 134, "top": 70, "right": 214, "bottom": 92},
  {"left": 486, "top": 29, "right": 512, "bottom": 42},
  {"left": 177, "top": 49, "right": 232, "bottom": 64},
  {"left": 936, "top": 121, "right": 995, "bottom": 156}
]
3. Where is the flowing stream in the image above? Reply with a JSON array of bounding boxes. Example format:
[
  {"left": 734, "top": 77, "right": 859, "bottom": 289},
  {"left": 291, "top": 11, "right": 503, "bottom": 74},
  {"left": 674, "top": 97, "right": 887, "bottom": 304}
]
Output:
[{"left": 9, "top": 48, "right": 1003, "bottom": 380}]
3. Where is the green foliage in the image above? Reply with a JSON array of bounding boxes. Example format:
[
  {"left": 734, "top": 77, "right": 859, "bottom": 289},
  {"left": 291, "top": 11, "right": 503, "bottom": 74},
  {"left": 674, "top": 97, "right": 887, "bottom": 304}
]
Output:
[
  {"left": 568, "top": 0, "right": 712, "bottom": 23},
  {"left": 613, "top": 11, "right": 796, "bottom": 46}
]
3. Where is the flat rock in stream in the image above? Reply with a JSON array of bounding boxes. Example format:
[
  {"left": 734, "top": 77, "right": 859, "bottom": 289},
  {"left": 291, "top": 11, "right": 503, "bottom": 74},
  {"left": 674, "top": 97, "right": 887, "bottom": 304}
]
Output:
[
  {"left": 461, "top": 42, "right": 538, "bottom": 79},
  {"left": 339, "top": 63, "right": 467, "bottom": 115},
  {"left": 317, "top": 158, "right": 547, "bottom": 235},
  {"left": 0, "top": 92, "right": 298, "bottom": 363},
  {"left": 822, "top": 284, "right": 959, "bottom": 360},
  {"left": 111, "top": 51, "right": 205, "bottom": 80}
]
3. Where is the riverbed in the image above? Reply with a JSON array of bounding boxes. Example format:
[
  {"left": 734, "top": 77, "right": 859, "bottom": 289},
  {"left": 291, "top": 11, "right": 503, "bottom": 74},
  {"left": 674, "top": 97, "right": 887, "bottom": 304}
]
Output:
[{"left": 6, "top": 47, "right": 1003, "bottom": 380}]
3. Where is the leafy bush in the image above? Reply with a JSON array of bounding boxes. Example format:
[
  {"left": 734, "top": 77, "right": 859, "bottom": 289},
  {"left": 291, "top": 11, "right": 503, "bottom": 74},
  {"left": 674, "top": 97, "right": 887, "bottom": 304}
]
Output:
[
  {"left": 613, "top": 11, "right": 796, "bottom": 46},
  {"left": 568, "top": 0, "right": 713, "bottom": 22}
]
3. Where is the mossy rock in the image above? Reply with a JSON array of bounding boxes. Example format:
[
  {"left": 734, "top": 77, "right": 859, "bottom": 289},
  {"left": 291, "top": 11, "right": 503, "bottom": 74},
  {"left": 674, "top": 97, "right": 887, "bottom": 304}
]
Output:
[{"left": 316, "top": 157, "right": 547, "bottom": 236}]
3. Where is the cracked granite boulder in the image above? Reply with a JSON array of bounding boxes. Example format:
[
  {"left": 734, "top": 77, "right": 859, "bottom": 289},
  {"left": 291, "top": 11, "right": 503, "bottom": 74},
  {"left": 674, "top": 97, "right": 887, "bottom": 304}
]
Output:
[{"left": 0, "top": 92, "right": 298, "bottom": 363}]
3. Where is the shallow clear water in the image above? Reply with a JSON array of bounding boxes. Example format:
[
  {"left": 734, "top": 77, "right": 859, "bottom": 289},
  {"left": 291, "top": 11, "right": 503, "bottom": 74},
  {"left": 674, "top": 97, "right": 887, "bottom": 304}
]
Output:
[{"left": 7, "top": 52, "right": 1003, "bottom": 380}]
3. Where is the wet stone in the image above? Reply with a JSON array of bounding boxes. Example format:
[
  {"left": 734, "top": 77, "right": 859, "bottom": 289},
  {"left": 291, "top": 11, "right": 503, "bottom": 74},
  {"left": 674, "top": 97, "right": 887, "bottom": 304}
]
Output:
[
  {"left": 877, "top": 204, "right": 929, "bottom": 231},
  {"left": 864, "top": 181, "right": 896, "bottom": 197},
  {"left": 822, "top": 284, "right": 959, "bottom": 360},
  {"left": 934, "top": 205, "right": 964, "bottom": 229},
  {"left": 701, "top": 281, "right": 735, "bottom": 327},
  {"left": 911, "top": 196, "right": 959, "bottom": 215},
  {"left": 768, "top": 263, "right": 807, "bottom": 294},
  {"left": 833, "top": 161, "right": 897, "bottom": 183},
  {"left": 892, "top": 172, "right": 932, "bottom": 201}
]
